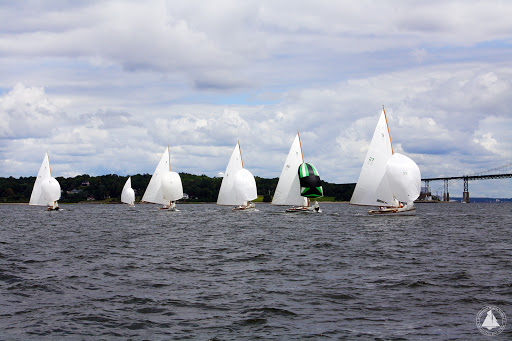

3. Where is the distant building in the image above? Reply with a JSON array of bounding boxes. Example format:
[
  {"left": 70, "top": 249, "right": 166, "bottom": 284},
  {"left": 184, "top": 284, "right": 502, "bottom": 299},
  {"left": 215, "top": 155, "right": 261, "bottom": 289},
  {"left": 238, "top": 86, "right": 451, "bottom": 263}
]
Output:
[{"left": 81, "top": 181, "right": 90, "bottom": 186}]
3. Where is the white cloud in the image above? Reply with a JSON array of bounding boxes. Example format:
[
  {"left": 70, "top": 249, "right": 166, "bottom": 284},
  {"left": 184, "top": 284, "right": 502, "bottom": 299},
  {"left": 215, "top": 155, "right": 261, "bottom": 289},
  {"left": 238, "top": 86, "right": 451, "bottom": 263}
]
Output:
[
  {"left": 0, "top": 83, "right": 65, "bottom": 139},
  {"left": 474, "top": 116, "right": 512, "bottom": 159},
  {"left": 1, "top": 1, "right": 512, "bottom": 198}
]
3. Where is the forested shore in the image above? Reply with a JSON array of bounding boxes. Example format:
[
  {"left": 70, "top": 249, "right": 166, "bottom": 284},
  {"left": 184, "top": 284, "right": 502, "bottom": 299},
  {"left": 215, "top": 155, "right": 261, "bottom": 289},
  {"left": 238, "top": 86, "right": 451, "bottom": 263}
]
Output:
[{"left": 0, "top": 174, "right": 355, "bottom": 203}]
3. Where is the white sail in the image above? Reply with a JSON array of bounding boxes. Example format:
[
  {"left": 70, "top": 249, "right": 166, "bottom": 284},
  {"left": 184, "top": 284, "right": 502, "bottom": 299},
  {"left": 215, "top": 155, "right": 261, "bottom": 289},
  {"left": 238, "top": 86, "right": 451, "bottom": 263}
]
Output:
[
  {"left": 142, "top": 146, "right": 180, "bottom": 205},
  {"left": 233, "top": 168, "right": 257, "bottom": 203},
  {"left": 29, "top": 153, "right": 61, "bottom": 207},
  {"left": 350, "top": 110, "right": 394, "bottom": 206},
  {"left": 121, "top": 176, "right": 135, "bottom": 205},
  {"left": 42, "top": 177, "right": 61, "bottom": 206},
  {"left": 217, "top": 142, "right": 256, "bottom": 206},
  {"left": 385, "top": 153, "right": 421, "bottom": 204},
  {"left": 482, "top": 310, "right": 500, "bottom": 329},
  {"left": 272, "top": 134, "right": 307, "bottom": 206},
  {"left": 162, "top": 171, "right": 184, "bottom": 202}
]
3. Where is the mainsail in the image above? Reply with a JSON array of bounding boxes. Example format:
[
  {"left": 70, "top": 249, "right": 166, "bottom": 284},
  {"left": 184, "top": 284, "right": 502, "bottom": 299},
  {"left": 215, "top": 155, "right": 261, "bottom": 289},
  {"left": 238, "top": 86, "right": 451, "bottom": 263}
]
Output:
[
  {"left": 121, "top": 176, "right": 135, "bottom": 205},
  {"left": 142, "top": 146, "right": 183, "bottom": 205},
  {"left": 350, "top": 109, "right": 394, "bottom": 206},
  {"left": 29, "top": 153, "right": 61, "bottom": 207},
  {"left": 217, "top": 142, "right": 257, "bottom": 206},
  {"left": 272, "top": 133, "right": 307, "bottom": 206}
]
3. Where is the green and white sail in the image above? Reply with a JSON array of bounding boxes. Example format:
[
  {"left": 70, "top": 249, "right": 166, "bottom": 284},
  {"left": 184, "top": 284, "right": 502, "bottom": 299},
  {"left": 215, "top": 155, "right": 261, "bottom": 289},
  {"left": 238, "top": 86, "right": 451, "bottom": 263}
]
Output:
[{"left": 298, "top": 162, "right": 323, "bottom": 198}]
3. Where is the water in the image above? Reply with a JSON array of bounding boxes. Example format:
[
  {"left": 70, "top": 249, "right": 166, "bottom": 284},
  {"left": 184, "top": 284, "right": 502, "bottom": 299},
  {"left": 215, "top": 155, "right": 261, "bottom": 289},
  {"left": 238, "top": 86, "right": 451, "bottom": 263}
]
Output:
[{"left": 0, "top": 203, "right": 511, "bottom": 340}]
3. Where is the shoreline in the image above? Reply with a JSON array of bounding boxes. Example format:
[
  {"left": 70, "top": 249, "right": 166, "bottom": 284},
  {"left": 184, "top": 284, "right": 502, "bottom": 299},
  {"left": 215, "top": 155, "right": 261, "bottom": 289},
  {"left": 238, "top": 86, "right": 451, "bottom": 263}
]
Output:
[{"left": 1, "top": 201, "right": 352, "bottom": 205}]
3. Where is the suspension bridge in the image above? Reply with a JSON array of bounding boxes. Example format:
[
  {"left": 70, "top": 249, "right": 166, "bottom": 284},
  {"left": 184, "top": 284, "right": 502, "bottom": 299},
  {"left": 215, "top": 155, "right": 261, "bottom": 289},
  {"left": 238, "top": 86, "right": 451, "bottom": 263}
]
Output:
[{"left": 421, "top": 163, "right": 512, "bottom": 203}]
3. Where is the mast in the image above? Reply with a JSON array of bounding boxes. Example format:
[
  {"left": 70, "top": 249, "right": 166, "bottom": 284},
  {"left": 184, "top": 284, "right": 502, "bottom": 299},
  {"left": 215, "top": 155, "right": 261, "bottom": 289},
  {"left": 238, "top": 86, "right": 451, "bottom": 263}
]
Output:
[
  {"left": 297, "top": 130, "right": 305, "bottom": 163},
  {"left": 47, "top": 152, "right": 52, "bottom": 177},
  {"left": 238, "top": 140, "right": 244, "bottom": 168},
  {"left": 297, "top": 131, "right": 309, "bottom": 207},
  {"left": 383, "top": 105, "right": 394, "bottom": 154},
  {"left": 168, "top": 145, "right": 172, "bottom": 205},
  {"left": 168, "top": 145, "right": 171, "bottom": 171},
  {"left": 383, "top": 106, "right": 400, "bottom": 207}
]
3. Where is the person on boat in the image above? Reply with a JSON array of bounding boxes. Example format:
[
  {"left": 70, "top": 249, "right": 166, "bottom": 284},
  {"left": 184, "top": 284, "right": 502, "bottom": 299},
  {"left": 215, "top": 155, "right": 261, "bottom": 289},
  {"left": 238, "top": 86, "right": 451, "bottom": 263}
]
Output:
[{"left": 48, "top": 202, "right": 60, "bottom": 211}]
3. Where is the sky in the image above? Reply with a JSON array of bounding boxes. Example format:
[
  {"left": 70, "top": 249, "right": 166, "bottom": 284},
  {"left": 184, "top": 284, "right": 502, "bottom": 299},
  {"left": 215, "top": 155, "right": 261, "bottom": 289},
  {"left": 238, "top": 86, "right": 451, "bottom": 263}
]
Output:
[{"left": 1, "top": 0, "right": 511, "bottom": 197}]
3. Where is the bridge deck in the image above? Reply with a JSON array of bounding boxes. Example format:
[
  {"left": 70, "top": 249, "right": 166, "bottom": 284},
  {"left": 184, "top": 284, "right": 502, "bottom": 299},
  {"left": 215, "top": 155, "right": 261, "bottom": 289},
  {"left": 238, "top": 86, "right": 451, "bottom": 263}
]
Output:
[{"left": 423, "top": 173, "right": 512, "bottom": 181}]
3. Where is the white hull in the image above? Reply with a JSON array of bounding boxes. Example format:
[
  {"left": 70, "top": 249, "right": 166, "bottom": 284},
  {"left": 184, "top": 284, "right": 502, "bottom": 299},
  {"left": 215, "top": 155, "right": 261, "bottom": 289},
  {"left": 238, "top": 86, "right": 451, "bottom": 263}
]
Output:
[
  {"left": 368, "top": 206, "right": 416, "bottom": 216},
  {"left": 232, "top": 202, "right": 256, "bottom": 211},
  {"left": 285, "top": 206, "right": 322, "bottom": 213},
  {"left": 285, "top": 206, "right": 311, "bottom": 213},
  {"left": 159, "top": 202, "right": 178, "bottom": 211},
  {"left": 233, "top": 202, "right": 256, "bottom": 211}
]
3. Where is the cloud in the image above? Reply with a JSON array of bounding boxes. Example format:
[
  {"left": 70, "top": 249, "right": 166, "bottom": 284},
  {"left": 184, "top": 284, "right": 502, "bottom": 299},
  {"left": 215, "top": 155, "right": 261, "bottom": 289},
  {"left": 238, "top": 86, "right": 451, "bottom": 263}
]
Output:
[
  {"left": 474, "top": 116, "right": 512, "bottom": 159},
  {"left": 1, "top": 1, "right": 512, "bottom": 197},
  {"left": 0, "top": 83, "right": 65, "bottom": 139}
]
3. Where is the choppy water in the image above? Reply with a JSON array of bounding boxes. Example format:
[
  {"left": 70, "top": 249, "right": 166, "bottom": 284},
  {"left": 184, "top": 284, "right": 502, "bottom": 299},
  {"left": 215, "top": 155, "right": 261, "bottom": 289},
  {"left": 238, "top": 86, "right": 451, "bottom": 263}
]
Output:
[{"left": 0, "top": 202, "right": 511, "bottom": 340}]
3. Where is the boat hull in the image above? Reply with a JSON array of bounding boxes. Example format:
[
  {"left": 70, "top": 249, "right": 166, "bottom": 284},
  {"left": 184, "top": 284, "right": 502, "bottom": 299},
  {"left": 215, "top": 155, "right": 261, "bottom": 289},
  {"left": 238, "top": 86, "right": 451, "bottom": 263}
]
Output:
[
  {"left": 285, "top": 206, "right": 311, "bottom": 213},
  {"left": 368, "top": 207, "right": 416, "bottom": 216},
  {"left": 159, "top": 202, "right": 178, "bottom": 211},
  {"left": 232, "top": 203, "right": 256, "bottom": 211},
  {"left": 285, "top": 206, "right": 322, "bottom": 213}
]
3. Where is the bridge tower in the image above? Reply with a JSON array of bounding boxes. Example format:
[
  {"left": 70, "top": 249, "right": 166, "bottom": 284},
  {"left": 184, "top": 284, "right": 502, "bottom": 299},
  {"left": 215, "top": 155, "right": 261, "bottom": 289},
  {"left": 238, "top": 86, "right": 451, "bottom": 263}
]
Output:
[
  {"left": 443, "top": 179, "right": 450, "bottom": 202},
  {"left": 462, "top": 177, "right": 470, "bottom": 203},
  {"left": 424, "top": 180, "right": 431, "bottom": 200}
]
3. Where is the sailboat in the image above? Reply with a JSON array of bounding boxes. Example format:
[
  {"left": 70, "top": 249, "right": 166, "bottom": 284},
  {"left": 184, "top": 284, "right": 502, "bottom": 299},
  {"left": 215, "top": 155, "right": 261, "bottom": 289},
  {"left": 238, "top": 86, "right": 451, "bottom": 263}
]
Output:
[
  {"left": 141, "top": 146, "right": 183, "bottom": 210},
  {"left": 29, "top": 152, "right": 61, "bottom": 210},
  {"left": 121, "top": 176, "right": 135, "bottom": 206},
  {"left": 482, "top": 309, "right": 500, "bottom": 330},
  {"left": 217, "top": 141, "right": 257, "bottom": 211},
  {"left": 272, "top": 132, "right": 323, "bottom": 212},
  {"left": 350, "top": 107, "right": 421, "bottom": 215}
]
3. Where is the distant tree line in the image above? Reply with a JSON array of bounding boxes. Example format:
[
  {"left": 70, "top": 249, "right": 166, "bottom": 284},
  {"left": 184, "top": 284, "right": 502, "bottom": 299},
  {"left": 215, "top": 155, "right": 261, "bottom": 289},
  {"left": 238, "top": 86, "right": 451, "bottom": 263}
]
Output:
[{"left": 0, "top": 174, "right": 355, "bottom": 203}]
